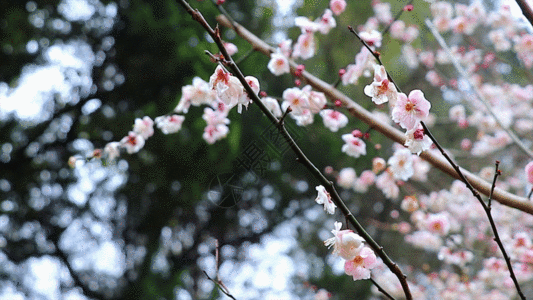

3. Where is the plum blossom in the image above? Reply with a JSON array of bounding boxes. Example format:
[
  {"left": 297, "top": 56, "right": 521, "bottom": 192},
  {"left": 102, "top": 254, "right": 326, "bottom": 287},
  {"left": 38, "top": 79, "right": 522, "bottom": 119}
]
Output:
[
  {"left": 223, "top": 42, "right": 238, "bottom": 56},
  {"left": 388, "top": 148, "right": 414, "bottom": 181},
  {"left": 391, "top": 90, "right": 431, "bottom": 130},
  {"left": 237, "top": 76, "right": 260, "bottom": 113},
  {"left": 202, "top": 107, "right": 230, "bottom": 126},
  {"left": 279, "top": 39, "right": 292, "bottom": 57},
  {"left": 120, "top": 131, "right": 145, "bottom": 154},
  {"left": 282, "top": 87, "right": 310, "bottom": 116},
  {"left": 337, "top": 168, "right": 356, "bottom": 189},
  {"left": 390, "top": 20, "right": 405, "bottom": 40},
  {"left": 267, "top": 50, "right": 290, "bottom": 76},
  {"left": 375, "top": 170, "right": 399, "bottom": 199},
  {"left": 324, "top": 221, "right": 365, "bottom": 260},
  {"left": 425, "top": 213, "right": 451, "bottom": 236},
  {"left": 404, "top": 125, "right": 432, "bottom": 155},
  {"left": 329, "top": 0, "right": 346, "bottom": 16},
  {"left": 203, "top": 124, "right": 229, "bottom": 145},
  {"left": 401, "top": 195, "right": 419, "bottom": 213},
  {"left": 359, "top": 30, "right": 382, "bottom": 48},
  {"left": 354, "top": 170, "right": 375, "bottom": 193},
  {"left": 306, "top": 88, "right": 327, "bottom": 113},
  {"left": 342, "top": 47, "right": 374, "bottom": 85},
  {"left": 133, "top": 116, "right": 154, "bottom": 139},
  {"left": 320, "top": 109, "right": 348, "bottom": 132},
  {"left": 317, "top": 9, "right": 336, "bottom": 34},
  {"left": 341, "top": 133, "right": 366, "bottom": 158},
  {"left": 209, "top": 65, "right": 243, "bottom": 107},
  {"left": 294, "top": 16, "right": 320, "bottom": 33},
  {"left": 373, "top": 2, "right": 392, "bottom": 24},
  {"left": 315, "top": 185, "right": 336, "bottom": 214},
  {"left": 155, "top": 115, "right": 185, "bottom": 134},
  {"left": 372, "top": 157, "right": 386, "bottom": 173},
  {"left": 260, "top": 97, "right": 282, "bottom": 118},
  {"left": 344, "top": 247, "right": 378, "bottom": 281},
  {"left": 525, "top": 161, "right": 533, "bottom": 184},
  {"left": 364, "top": 65, "right": 398, "bottom": 105},
  {"left": 104, "top": 142, "right": 121, "bottom": 161},
  {"left": 175, "top": 77, "right": 215, "bottom": 113},
  {"left": 292, "top": 32, "right": 316, "bottom": 60}
]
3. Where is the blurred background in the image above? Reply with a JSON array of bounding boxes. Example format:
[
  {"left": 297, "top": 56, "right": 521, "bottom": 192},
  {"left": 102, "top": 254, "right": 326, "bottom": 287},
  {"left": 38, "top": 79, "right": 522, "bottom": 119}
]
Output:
[{"left": 0, "top": 0, "right": 528, "bottom": 299}]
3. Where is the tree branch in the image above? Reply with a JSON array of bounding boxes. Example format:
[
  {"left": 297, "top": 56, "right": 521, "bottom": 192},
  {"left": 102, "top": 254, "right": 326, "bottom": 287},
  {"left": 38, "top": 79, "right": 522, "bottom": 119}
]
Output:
[
  {"left": 178, "top": 1, "right": 412, "bottom": 298},
  {"left": 215, "top": 14, "right": 533, "bottom": 216}
]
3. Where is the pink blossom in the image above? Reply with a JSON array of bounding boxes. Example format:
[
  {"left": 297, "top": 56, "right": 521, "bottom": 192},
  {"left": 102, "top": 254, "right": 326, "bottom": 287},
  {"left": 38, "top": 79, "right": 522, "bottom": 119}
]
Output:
[
  {"left": 223, "top": 42, "right": 238, "bottom": 56},
  {"left": 324, "top": 221, "right": 365, "bottom": 260},
  {"left": 402, "top": 44, "right": 419, "bottom": 69},
  {"left": 372, "top": 157, "right": 386, "bottom": 173},
  {"left": 176, "top": 77, "right": 215, "bottom": 113},
  {"left": 260, "top": 97, "right": 282, "bottom": 118},
  {"left": 294, "top": 16, "right": 320, "bottom": 33},
  {"left": 373, "top": 2, "right": 392, "bottom": 24},
  {"left": 525, "top": 161, "right": 533, "bottom": 184},
  {"left": 155, "top": 115, "right": 185, "bottom": 134},
  {"left": 329, "top": 0, "right": 346, "bottom": 16},
  {"left": 278, "top": 39, "right": 292, "bottom": 57},
  {"left": 342, "top": 47, "right": 373, "bottom": 85},
  {"left": 404, "top": 125, "right": 432, "bottom": 155},
  {"left": 320, "top": 109, "right": 348, "bottom": 132},
  {"left": 337, "top": 168, "right": 356, "bottom": 189},
  {"left": 209, "top": 66, "right": 243, "bottom": 108},
  {"left": 291, "top": 109, "right": 314, "bottom": 126},
  {"left": 401, "top": 195, "right": 419, "bottom": 213},
  {"left": 267, "top": 50, "right": 290, "bottom": 76},
  {"left": 133, "top": 116, "right": 154, "bottom": 139},
  {"left": 375, "top": 170, "right": 399, "bottom": 199},
  {"left": 203, "top": 124, "right": 229, "bottom": 144},
  {"left": 403, "top": 26, "right": 419, "bottom": 43},
  {"left": 202, "top": 107, "right": 230, "bottom": 126},
  {"left": 364, "top": 65, "right": 398, "bottom": 105},
  {"left": 344, "top": 247, "right": 378, "bottom": 280},
  {"left": 419, "top": 51, "right": 435, "bottom": 68},
  {"left": 281, "top": 87, "right": 310, "bottom": 116},
  {"left": 391, "top": 90, "right": 431, "bottom": 130},
  {"left": 405, "top": 230, "right": 442, "bottom": 251},
  {"left": 306, "top": 88, "right": 327, "bottom": 113},
  {"left": 354, "top": 170, "right": 376, "bottom": 193},
  {"left": 317, "top": 9, "right": 336, "bottom": 34},
  {"left": 120, "top": 131, "right": 145, "bottom": 154},
  {"left": 292, "top": 32, "right": 316, "bottom": 60},
  {"left": 341, "top": 133, "right": 367, "bottom": 158},
  {"left": 315, "top": 185, "right": 336, "bottom": 214},
  {"left": 359, "top": 30, "right": 382, "bottom": 48},
  {"left": 237, "top": 76, "right": 260, "bottom": 114},
  {"left": 425, "top": 213, "right": 451, "bottom": 235},
  {"left": 388, "top": 148, "right": 414, "bottom": 181},
  {"left": 390, "top": 20, "right": 405, "bottom": 40},
  {"left": 104, "top": 142, "right": 121, "bottom": 161}
]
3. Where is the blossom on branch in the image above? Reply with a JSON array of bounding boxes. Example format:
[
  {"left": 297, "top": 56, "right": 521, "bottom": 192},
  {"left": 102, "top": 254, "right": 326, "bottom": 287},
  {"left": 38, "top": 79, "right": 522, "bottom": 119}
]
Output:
[
  {"left": 391, "top": 90, "right": 431, "bottom": 130},
  {"left": 315, "top": 185, "right": 336, "bottom": 214},
  {"left": 209, "top": 65, "right": 243, "bottom": 108},
  {"left": 404, "top": 125, "right": 433, "bottom": 155},
  {"left": 324, "top": 221, "right": 365, "bottom": 260},
  {"left": 260, "top": 97, "right": 282, "bottom": 118},
  {"left": 133, "top": 116, "right": 154, "bottom": 139},
  {"left": 120, "top": 131, "right": 145, "bottom": 154},
  {"left": 155, "top": 115, "right": 185, "bottom": 134},
  {"left": 267, "top": 49, "right": 290, "bottom": 76},
  {"left": 317, "top": 9, "right": 336, "bottom": 34},
  {"left": 329, "top": 0, "right": 346, "bottom": 16},
  {"left": 237, "top": 76, "right": 260, "bottom": 114},
  {"left": 319, "top": 109, "right": 348, "bottom": 132},
  {"left": 364, "top": 64, "right": 398, "bottom": 105},
  {"left": 341, "top": 133, "right": 366, "bottom": 158},
  {"left": 388, "top": 148, "right": 414, "bottom": 181},
  {"left": 344, "top": 246, "right": 378, "bottom": 280},
  {"left": 175, "top": 77, "right": 215, "bottom": 113},
  {"left": 292, "top": 32, "right": 316, "bottom": 60}
]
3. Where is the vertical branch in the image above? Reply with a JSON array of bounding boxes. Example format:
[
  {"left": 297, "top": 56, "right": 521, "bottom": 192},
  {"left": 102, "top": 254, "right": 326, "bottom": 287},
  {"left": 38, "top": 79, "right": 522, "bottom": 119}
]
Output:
[
  {"left": 421, "top": 122, "right": 526, "bottom": 300},
  {"left": 515, "top": 0, "right": 533, "bottom": 28}
]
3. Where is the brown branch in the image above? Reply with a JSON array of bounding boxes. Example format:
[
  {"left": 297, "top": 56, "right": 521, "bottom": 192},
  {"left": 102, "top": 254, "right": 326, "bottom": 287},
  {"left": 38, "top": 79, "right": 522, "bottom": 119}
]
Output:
[
  {"left": 422, "top": 122, "right": 526, "bottom": 300},
  {"left": 515, "top": 0, "right": 533, "bottom": 28},
  {"left": 215, "top": 14, "right": 533, "bottom": 216},
  {"left": 370, "top": 277, "right": 396, "bottom": 300},
  {"left": 178, "top": 1, "right": 412, "bottom": 299}
]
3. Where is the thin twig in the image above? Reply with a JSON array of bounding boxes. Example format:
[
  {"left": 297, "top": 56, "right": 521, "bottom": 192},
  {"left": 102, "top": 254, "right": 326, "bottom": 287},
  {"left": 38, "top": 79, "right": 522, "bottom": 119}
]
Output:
[
  {"left": 421, "top": 122, "right": 526, "bottom": 300},
  {"left": 425, "top": 19, "right": 533, "bottom": 159},
  {"left": 488, "top": 161, "right": 501, "bottom": 209},
  {"left": 528, "top": 188, "right": 533, "bottom": 200},
  {"left": 178, "top": 1, "right": 412, "bottom": 299},
  {"left": 347, "top": 26, "right": 402, "bottom": 94},
  {"left": 381, "top": 0, "right": 415, "bottom": 36},
  {"left": 203, "top": 270, "right": 237, "bottom": 300},
  {"left": 370, "top": 277, "right": 396, "bottom": 300}
]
